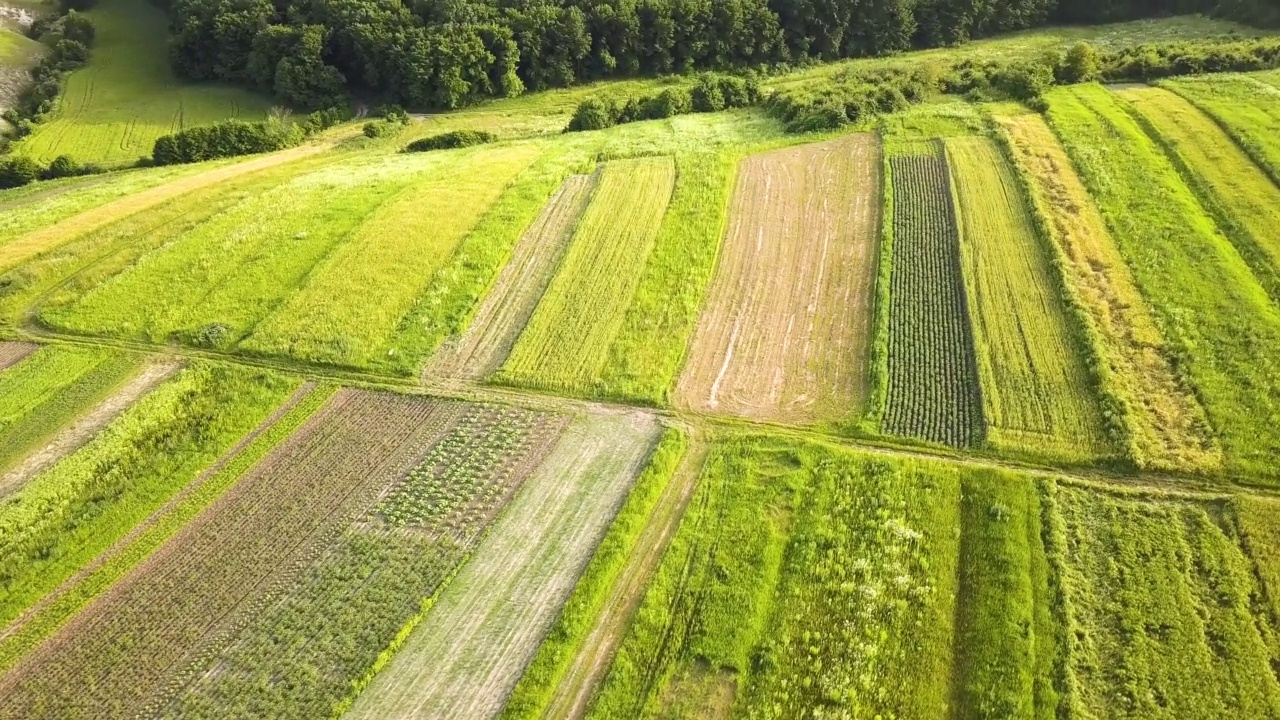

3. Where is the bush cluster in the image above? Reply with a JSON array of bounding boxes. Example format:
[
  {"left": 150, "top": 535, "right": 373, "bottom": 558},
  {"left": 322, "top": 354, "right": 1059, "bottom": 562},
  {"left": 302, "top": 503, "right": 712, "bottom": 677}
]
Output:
[
  {"left": 4, "top": 11, "right": 97, "bottom": 136},
  {"left": 361, "top": 107, "right": 412, "bottom": 138},
  {"left": 766, "top": 66, "right": 941, "bottom": 133},
  {"left": 565, "top": 73, "right": 761, "bottom": 133},
  {"left": 0, "top": 154, "right": 99, "bottom": 189},
  {"left": 151, "top": 117, "right": 301, "bottom": 166},
  {"left": 403, "top": 130, "right": 495, "bottom": 153}
]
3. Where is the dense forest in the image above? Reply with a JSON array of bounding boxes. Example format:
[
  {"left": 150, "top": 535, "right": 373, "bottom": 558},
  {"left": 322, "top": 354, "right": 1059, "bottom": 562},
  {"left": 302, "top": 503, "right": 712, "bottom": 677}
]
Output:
[{"left": 161, "top": 0, "right": 1280, "bottom": 110}]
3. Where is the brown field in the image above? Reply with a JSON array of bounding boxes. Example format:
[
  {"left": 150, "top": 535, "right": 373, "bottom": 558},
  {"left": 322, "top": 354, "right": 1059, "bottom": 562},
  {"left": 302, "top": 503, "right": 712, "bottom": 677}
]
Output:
[
  {"left": 428, "top": 172, "right": 598, "bottom": 381},
  {"left": 0, "top": 143, "right": 330, "bottom": 275},
  {"left": 0, "top": 361, "right": 180, "bottom": 498},
  {"left": 0, "top": 341, "right": 36, "bottom": 371},
  {"left": 345, "top": 409, "right": 663, "bottom": 720},
  {"left": 676, "top": 134, "right": 882, "bottom": 426},
  {"left": 995, "top": 113, "right": 1221, "bottom": 473},
  {"left": 0, "top": 390, "right": 466, "bottom": 720}
]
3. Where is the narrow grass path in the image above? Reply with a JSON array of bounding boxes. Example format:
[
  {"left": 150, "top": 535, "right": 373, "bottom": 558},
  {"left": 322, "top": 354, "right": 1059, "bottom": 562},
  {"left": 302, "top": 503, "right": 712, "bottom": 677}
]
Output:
[{"left": 543, "top": 428, "right": 710, "bottom": 720}]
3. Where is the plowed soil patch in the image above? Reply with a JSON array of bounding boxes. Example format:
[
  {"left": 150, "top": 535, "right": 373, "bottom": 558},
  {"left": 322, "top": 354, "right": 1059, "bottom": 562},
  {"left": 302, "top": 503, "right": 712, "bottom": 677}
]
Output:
[
  {"left": 0, "top": 341, "right": 36, "bottom": 371},
  {"left": 677, "top": 135, "right": 881, "bottom": 425}
]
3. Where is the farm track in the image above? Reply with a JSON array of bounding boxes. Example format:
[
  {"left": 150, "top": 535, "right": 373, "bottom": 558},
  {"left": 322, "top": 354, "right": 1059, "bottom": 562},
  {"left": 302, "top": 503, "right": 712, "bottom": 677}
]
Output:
[
  {"left": 544, "top": 428, "right": 710, "bottom": 720},
  {"left": 0, "top": 340, "right": 36, "bottom": 370},
  {"left": 677, "top": 135, "right": 880, "bottom": 426},
  {"left": 0, "top": 360, "right": 181, "bottom": 498},
  {"left": 428, "top": 172, "right": 598, "bottom": 382},
  {"left": 0, "top": 390, "right": 463, "bottom": 719},
  {"left": 347, "top": 409, "right": 662, "bottom": 720},
  {"left": 0, "top": 141, "right": 333, "bottom": 275},
  {"left": 8, "top": 325, "right": 1265, "bottom": 501}
]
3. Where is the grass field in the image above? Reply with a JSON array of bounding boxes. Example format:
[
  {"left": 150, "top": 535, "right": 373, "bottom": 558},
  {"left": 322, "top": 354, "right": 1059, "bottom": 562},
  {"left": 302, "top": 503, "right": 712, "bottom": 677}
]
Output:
[
  {"left": 12, "top": 0, "right": 272, "bottom": 166},
  {"left": 946, "top": 136, "right": 1113, "bottom": 464},
  {"left": 1118, "top": 85, "right": 1280, "bottom": 303},
  {"left": 882, "top": 143, "right": 985, "bottom": 449},
  {"left": 994, "top": 113, "right": 1221, "bottom": 474},
  {"left": 677, "top": 134, "right": 881, "bottom": 426},
  {"left": 1045, "top": 84, "right": 1280, "bottom": 483},
  {"left": 498, "top": 157, "right": 676, "bottom": 393},
  {"left": 1162, "top": 73, "right": 1280, "bottom": 189}
]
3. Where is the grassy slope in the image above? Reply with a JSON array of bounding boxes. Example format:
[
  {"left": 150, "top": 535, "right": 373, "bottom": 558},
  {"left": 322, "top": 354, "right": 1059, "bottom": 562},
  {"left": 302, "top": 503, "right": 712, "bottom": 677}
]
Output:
[
  {"left": 1045, "top": 84, "right": 1280, "bottom": 484},
  {"left": 947, "top": 136, "right": 1112, "bottom": 465},
  {"left": 13, "top": 0, "right": 271, "bottom": 166},
  {"left": 1161, "top": 74, "right": 1280, "bottom": 187}
]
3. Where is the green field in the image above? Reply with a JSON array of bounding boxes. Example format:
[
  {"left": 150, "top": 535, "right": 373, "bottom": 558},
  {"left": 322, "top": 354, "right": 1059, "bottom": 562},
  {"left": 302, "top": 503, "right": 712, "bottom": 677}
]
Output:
[{"left": 12, "top": 0, "right": 272, "bottom": 166}]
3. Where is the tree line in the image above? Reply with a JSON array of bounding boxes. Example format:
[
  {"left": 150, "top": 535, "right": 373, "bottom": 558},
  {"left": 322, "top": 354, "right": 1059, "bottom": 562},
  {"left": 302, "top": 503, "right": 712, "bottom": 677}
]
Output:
[{"left": 153, "top": 0, "right": 1280, "bottom": 111}]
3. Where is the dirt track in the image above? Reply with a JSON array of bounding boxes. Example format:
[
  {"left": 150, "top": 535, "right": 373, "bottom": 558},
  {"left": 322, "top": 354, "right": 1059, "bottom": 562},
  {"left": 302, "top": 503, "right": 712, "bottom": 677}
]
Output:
[
  {"left": 428, "top": 173, "right": 597, "bottom": 381},
  {"left": 677, "top": 135, "right": 882, "bottom": 425}
]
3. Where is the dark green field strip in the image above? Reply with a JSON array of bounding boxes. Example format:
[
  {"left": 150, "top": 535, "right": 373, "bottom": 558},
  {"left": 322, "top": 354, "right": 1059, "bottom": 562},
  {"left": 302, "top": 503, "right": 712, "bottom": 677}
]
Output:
[
  {"left": 883, "top": 148, "right": 985, "bottom": 449},
  {"left": 0, "top": 346, "right": 138, "bottom": 483},
  {"left": 1046, "top": 85, "right": 1280, "bottom": 484}
]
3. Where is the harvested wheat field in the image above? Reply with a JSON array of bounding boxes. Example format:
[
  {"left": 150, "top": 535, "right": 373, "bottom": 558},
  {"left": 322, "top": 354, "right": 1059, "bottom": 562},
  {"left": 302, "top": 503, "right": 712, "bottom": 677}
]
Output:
[
  {"left": 677, "top": 135, "right": 882, "bottom": 425},
  {"left": 0, "top": 341, "right": 36, "bottom": 371}
]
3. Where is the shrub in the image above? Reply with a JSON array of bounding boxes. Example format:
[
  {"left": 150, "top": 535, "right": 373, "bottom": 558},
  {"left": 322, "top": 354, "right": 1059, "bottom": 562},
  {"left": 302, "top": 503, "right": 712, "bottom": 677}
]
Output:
[
  {"left": 0, "top": 157, "right": 43, "bottom": 189},
  {"left": 1060, "top": 42, "right": 1101, "bottom": 83},
  {"left": 41, "top": 155, "right": 83, "bottom": 179},
  {"left": 992, "top": 61, "right": 1055, "bottom": 101},
  {"left": 403, "top": 129, "right": 495, "bottom": 152},
  {"left": 691, "top": 75, "right": 726, "bottom": 113},
  {"left": 299, "top": 106, "right": 348, "bottom": 135},
  {"left": 152, "top": 119, "right": 301, "bottom": 166},
  {"left": 566, "top": 97, "right": 619, "bottom": 132}
]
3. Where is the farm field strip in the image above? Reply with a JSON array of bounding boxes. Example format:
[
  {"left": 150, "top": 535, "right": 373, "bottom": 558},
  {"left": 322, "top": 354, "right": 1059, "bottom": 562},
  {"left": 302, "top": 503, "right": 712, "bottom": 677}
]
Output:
[
  {"left": 1045, "top": 84, "right": 1280, "bottom": 482},
  {"left": 0, "top": 358, "right": 176, "bottom": 497},
  {"left": 1161, "top": 74, "right": 1280, "bottom": 187},
  {"left": 427, "top": 172, "right": 598, "bottom": 381},
  {"left": 0, "top": 142, "right": 329, "bottom": 276},
  {"left": 585, "top": 437, "right": 961, "bottom": 720},
  {"left": 882, "top": 145, "right": 985, "bottom": 449},
  {"left": 0, "top": 363, "right": 298, "bottom": 634},
  {"left": 167, "top": 402, "right": 569, "bottom": 719},
  {"left": 0, "top": 340, "right": 36, "bottom": 370},
  {"left": 1117, "top": 85, "right": 1280, "bottom": 301},
  {"left": 499, "top": 157, "right": 676, "bottom": 393},
  {"left": 0, "top": 390, "right": 465, "bottom": 719},
  {"left": 677, "top": 134, "right": 881, "bottom": 426},
  {"left": 345, "top": 409, "right": 662, "bottom": 720},
  {"left": 40, "top": 151, "right": 443, "bottom": 348},
  {"left": 945, "top": 136, "right": 1112, "bottom": 463},
  {"left": 994, "top": 112, "right": 1220, "bottom": 474},
  {"left": 241, "top": 143, "right": 543, "bottom": 369}
]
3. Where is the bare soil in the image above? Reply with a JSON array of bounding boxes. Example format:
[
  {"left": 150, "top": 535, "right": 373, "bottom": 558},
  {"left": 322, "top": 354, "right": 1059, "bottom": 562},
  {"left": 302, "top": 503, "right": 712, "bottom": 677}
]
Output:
[
  {"left": 428, "top": 172, "right": 597, "bottom": 382},
  {"left": 0, "top": 340, "right": 36, "bottom": 371},
  {"left": 677, "top": 135, "right": 882, "bottom": 426}
]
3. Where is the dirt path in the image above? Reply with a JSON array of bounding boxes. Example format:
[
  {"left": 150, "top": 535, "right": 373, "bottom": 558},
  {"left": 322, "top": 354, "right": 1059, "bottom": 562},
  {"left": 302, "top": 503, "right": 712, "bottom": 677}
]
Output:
[
  {"left": 346, "top": 408, "right": 662, "bottom": 720},
  {"left": 676, "top": 135, "right": 882, "bottom": 426},
  {"left": 543, "top": 427, "right": 709, "bottom": 720},
  {"left": 0, "top": 142, "right": 332, "bottom": 274},
  {"left": 0, "top": 379, "right": 312, "bottom": 645},
  {"left": 0, "top": 340, "right": 37, "bottom": 371},
  {"left": 0, "top": 360, "right": 181, "bottom": 499}
]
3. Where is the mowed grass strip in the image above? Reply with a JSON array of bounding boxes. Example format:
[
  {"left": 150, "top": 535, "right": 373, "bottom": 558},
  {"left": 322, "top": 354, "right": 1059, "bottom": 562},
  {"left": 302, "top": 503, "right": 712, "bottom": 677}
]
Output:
[
  {"left": 995, "top": 113, "right": 1220, "bottom": 474},
  {"left": 882, "top": 144, "right": 985, "bottom": 449},
  {"left": 0, "top": 390, "right": 463, "bottom": 719},
  {"left": 242, "top": 143, "right": 542, "bottom": 369},
  {"left": 12, "top": 0, "right": 272, "bottom": 165},
  {"left": 1118, "top": 85, "right": 1280, "bottom": 302},
  {"left": 1050, "top": 483, "right": 1280, "bottom": 717},
  {"left": 427, "top": 172, "right": 597, "bottom": 381},
  {"left": 168, "top": 403, "right": 569, "bottom": 719},
  {"left": 946, "top": 136, "right": 1113, "bottom": 464},
  {"left": 0, "top": 363, "right": 296, "bottom": 635},
  {"left": 677, "top": 134, "right": 881, "bottom": 426},
  {"left": 41, "top": 152, "right": 442, "bottom": 348},
  {"left": 1161, "top": 74, "right": 1280, "bottom": 187},
  {"left": 1045, "top": 84, "right": 1280, "bottom": 482},
  {"left": 499, "top": 157, "right": 676, "bottom": 394},
  {"left": 346, "top": 410, "right": 661, "bottom": 720},
  {"left": 0, "top": 143, "right": 328, "bottom": 277},
  {"left": 0, "top": 345, "right": 139, "bottom": 488}
]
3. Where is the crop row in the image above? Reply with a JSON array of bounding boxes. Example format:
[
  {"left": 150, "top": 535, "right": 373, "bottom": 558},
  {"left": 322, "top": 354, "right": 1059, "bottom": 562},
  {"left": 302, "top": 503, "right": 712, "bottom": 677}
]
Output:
[
  {"left": 0, "top": 390, "right": 463, "bottom": 719},
  {"left": 882, "top": 148, "right": 985, "bottom": 449}
]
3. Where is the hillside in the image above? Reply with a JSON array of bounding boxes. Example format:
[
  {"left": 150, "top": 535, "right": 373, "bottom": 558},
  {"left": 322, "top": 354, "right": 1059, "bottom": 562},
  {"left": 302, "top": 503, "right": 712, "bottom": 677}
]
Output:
[{"left": 3, "top": 13, "right": 1280, "bottom": 720}]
